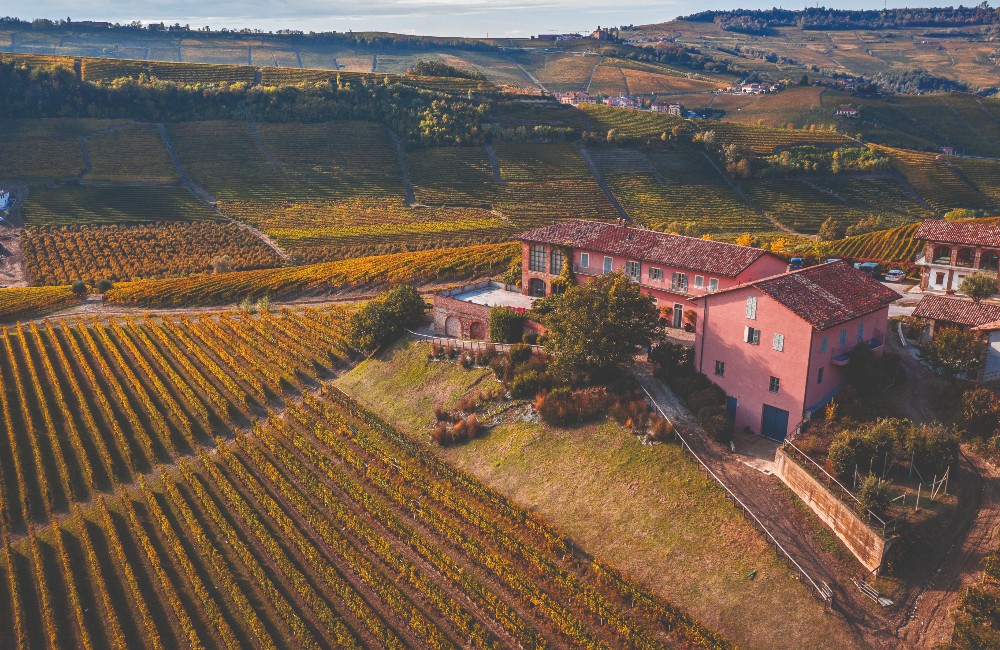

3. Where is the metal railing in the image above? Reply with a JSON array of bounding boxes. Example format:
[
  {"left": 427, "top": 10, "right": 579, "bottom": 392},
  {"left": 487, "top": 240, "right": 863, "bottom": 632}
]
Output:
[
  {"left": 406, "top": 329, "right": 544, "bottom": 353},
  {"left": 639, "top": 384, "right": 833, "bottom": 605}
]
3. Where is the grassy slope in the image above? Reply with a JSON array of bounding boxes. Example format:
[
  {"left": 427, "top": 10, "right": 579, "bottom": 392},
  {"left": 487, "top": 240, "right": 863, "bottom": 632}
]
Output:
[{"left": 337, "top": 340, "right": 862, "bottom": 650}]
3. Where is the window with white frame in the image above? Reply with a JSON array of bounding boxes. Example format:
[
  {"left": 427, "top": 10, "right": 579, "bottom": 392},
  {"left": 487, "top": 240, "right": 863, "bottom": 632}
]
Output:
[
  {"left": 626, "top": 261, "right": 641, "bottom": 282},
  {"left": 768, "top": 376, "right": 780, "bottom": 393},
  {"left": 671, "top": 272, "right": 688, "bottom": 292},
  {"left": 772, "top": 333, "right": 784, "bottom": 352},
  {"left": 745, "top": 295, "right": 757, "bottom": 319},
  {"left": 744, "top": 326, "right": 760, "bottom": 345},
  {"left": 708, "top": 278, "right": 719, "bottom": 292},
  {"left": 529, "top": 245, "right": 546, "bottom": 272},
  {"left": 580, "top": 252, "right": 590, "bottom": 268},
  {"left": 603, "top": 256, "right": 613, "bottom": 273},
  {"left": 694, "top": 275, "right": 704, "bottom": 288},
  {"left": 649, "top": 267, "right": 663, "bottom": 281}
]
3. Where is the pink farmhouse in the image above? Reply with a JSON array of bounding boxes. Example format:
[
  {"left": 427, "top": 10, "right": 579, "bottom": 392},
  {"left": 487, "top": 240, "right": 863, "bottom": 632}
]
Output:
[
  {"left": 692, "top": 262, "right": 898, "bottom": 439},
  {"left": 517, "top": 220, "right": 788, "bottom": 327}
]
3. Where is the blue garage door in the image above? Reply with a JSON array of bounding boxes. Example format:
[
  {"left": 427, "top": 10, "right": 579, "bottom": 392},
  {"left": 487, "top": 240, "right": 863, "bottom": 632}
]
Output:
[
  {"left": 726, "top": 396, "right": 737, "bottom": 420},
  {"left": 761, "top": 405, "right": 790, "bottom": 442}
]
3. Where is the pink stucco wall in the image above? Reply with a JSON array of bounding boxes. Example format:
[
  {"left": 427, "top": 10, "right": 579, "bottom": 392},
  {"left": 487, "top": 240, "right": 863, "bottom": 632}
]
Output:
[
  {"left": 520, "top": 241, "right": 788, "bottom": 326},
  {"left": 695, "top": 286, "right": 889, "bottom": 438}
]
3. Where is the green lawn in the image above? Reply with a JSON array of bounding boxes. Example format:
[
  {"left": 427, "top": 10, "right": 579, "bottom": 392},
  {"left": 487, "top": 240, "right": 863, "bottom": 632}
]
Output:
[{"left": 337, "top": 340, "right": 863, "bottom": 650}]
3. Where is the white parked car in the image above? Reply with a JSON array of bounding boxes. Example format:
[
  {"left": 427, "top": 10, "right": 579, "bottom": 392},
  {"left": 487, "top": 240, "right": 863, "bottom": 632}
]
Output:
[{"left": 885, "top": 270, "right": 905, "bottom": 282}]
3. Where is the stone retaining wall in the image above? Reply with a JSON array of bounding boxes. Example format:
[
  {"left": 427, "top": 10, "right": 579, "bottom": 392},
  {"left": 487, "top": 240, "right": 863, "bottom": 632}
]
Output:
[{"left": 774, "top": 447, "right": 889, "bottom": 573}]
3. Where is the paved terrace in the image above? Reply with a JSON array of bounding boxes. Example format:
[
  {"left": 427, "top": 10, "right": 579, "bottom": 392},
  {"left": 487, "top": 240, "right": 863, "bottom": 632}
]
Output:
[{"left": 449, "top": 284, "right": 537, "bottom": 310}]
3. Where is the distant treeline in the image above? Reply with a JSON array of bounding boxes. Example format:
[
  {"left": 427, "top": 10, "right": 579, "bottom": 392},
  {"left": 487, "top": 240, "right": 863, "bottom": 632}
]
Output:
[
  {"left": 683, "top": 5, "right": 1000, "bottom": 34},
  {"left": 0, "top": 60, "right": 492, "bottom": 146},
  {"left": 0, "top": 16, "right": 500, "bottom": 52}
]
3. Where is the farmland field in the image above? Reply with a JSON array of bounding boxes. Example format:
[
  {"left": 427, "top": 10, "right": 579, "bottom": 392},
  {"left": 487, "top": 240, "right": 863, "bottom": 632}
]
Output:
[
  {"left": 0, "top": 378, "right": 726, "bottom": 649},
  {"left": 0, "top": 286, "right": 77, "bottom": 322},
  {"left": 103, "top": 243, "right": 518, "bottom": 307},
  {"left": 25, "top": 186, "right": 219, "bottom": 226},
  {"left": 84, "top": 124, "right": 178, "bottom": 185},
  {"left": 22, "top": 222, "right": 284, "bottom": 285}
]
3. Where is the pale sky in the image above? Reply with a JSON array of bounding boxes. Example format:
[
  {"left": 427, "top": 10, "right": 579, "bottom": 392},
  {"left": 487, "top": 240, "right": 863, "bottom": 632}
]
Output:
[{"left": 3, "top": 0, "right": 957, "bottom": 38}]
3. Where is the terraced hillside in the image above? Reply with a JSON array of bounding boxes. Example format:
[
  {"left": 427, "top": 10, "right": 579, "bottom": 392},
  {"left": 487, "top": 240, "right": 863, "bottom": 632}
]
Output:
[{"left": 0, "top": 305, "right": 727, "bottom": 650}]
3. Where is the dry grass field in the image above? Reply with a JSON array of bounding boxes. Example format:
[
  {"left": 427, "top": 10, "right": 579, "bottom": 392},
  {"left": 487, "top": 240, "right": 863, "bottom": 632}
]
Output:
[{"left": 337, "top": 341, "right": 865, "bottom": 650}]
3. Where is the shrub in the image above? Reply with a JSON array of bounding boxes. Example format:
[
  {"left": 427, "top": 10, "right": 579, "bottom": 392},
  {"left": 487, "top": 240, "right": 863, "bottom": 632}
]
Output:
[
  {"left": 457, "top": 394, "right": 478, "bottom": 414},
  {"left": 506, "top": 343, "right": 532, "bottom": 365},
  {"left": 687, "top": 386, "right": 725, "bottom": 413},
  {"left": 648, "top": 415, "right": 674, "bottom": 442},
  {"left": 536, "top": 386, "right": 611, "bottom": 425},
  {"left": 648, "top": 342, "right": 693, "bottom": 373},
  {"left": 698, "top": 405, "right": 733, "bottom": 443},
  {"left": 510, "top": 370, "right": 541, "bottom": 398},
  {"left": 447, "top": 345, "right": 460, "bottom": 359},
  {"left": 901, "top": 422, "right": 959, "bottom": 477},
  {"left": 474, "top": 345, "right": 498, "bottom": 367},
  {"left": 667, "top": 371, "right": 712, "bottom": 400},
  {"left": 960, "top": 388, "right": 1000, "bottom": 439},
  {"left": 489, "top": 307, "right": 523, "bottom": 343},
  {"left": 826, "top": 419, "right": 896, "bottom": 481},
  {"left": 460, "top": 353, "right": 474, "bottom": 369},
  {"left": 522, "top": 332, "right": 538, "bottom": 345},
  {"left": 430, "top": 422, "right": 448, "bottom": 445},
  {"left": 856, "top": 475, "right": 891, "bottom": 520},
  {"left": 610, "top": 395, "right": 650, "bottom": 432},
  {"left": 95, "top": 278, "right": 113, "bottom": 293},
  {"left": 71, "top": 280, "right": 87, "bottom": 296}
]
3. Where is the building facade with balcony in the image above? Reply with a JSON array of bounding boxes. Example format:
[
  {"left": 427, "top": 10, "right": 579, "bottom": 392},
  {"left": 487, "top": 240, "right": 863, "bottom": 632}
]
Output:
[
  {"left": 915, "top": 219, "right": 1000, "bottom": 295},
  {"left": 518, "top": 219, "right": 788, "bottom": 328},
  {"left": 692, "top": 262, "right": 899, "bottom": 440}
]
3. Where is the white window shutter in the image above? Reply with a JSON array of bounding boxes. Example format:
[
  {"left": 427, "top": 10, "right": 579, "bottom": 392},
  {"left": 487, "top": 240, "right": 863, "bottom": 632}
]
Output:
[
  {"left": 773, "top": 333, "right": 784, "bottom": 351},
  {"left": 746, "top": 296, "right": 757, "bottom": 319},
  {"left": 744, "top": 326, "right": 750, "bottom": 343}
]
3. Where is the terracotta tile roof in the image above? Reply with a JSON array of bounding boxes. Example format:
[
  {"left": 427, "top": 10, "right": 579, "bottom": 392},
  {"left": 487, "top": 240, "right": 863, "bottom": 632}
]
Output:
[
  {"left": 699, "top": 261, "right": 900, "bottom": 330},
  {"left": 518, "top": 220, "right": 778, "bottom": 277},
  {"left": 912, "top": 295, "right": 1000, "bottom": 327},
  {"left": 914, "top": 219, "right": 1000, "bottom": 248}
]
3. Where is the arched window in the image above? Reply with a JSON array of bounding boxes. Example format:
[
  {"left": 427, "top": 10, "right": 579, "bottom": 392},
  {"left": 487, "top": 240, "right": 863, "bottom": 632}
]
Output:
[
  {"left": 932, "top": 245, "right": 952, "bottom": 264},
  {"left": 956, "top": 248, "right": 975, "bottom": 267},
  {"left": 529, "top": 278, "right": 546, "bottom": 297},
  {"left": 983, "top": 251, "right": 1000, "bottom": 272}
]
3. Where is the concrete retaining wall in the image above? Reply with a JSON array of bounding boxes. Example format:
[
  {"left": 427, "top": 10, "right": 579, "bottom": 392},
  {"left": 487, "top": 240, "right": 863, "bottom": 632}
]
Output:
[{"left": 774, "top": 448, "right": 888, "bottom": 573}]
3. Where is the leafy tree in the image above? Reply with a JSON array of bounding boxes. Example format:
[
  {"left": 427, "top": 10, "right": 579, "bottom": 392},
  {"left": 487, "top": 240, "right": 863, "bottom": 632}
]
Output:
[
  {"left": 406, "top": 60, "right": 486, "bottom": 80},
  {"left": 735, "top": 233, "right": 755, "bottom": 247},
  {"left": 817, "top": 217, "right": 842, "bottom": 241},
  {"left": 959, "top": 387, "right": 1000, "bottom": 439},
  {"left": 348, "top": 285, "right": 427, "bottom": 353},
  {"left": 827, "top": 419, "right": 896, "bottom": 480},
  {"left": 959, "top": 272, "right": 997, "bottom": 303},
  {"left": 918, "top": 328, "right": 984, "bottom": 379},
  {"left": 541, "top": 271, "right": 661, "bottom": 382},
  {"left": 944, "top": 208, "right": 978, "bottom": 222},
  {"left": 95, "top": 278, "right": 113, "bottom": 293},
  {"left": 212, "top": 254, "right": 233, "bottom": 274},
  {"left": 488, "top": 307, "right": 523, "bottom": 344},
  {"left": 71, "top": 280, "right": 87, "bottom": 296}
]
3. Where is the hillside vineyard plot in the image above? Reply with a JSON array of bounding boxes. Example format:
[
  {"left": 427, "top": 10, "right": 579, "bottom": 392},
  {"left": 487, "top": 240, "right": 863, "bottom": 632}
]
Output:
[
  {"left": 0, "top": 286, "right": 77, "bottom": 323},
  {"left": 103, "top": 243, "right": 518, "bottom": 307},
  {"left": 0, "top": 386, "right": 729, "bottom": 649},
  {"left": 22, "top": 222, "right": 285, "bottom": 285},
  {"left": 25, "top": 186, "right": 220, "bottom": 226},
  {"left": 219, "top": 199, "right": 515, "bottom": 264},
  {"left": 0, "top": 308, "right": 352, "bottom": 531}
]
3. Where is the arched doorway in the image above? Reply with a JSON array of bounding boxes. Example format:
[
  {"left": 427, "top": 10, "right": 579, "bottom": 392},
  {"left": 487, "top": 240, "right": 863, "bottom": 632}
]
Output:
[
  {"left": 529, "top": 278, "right": 546, "bottom": 297},
  {"left": 469, "top": 321, "right": 486, "bottom": 340},
  {"left": 445, "top": 316, "right": 461, "bottom": 338}
]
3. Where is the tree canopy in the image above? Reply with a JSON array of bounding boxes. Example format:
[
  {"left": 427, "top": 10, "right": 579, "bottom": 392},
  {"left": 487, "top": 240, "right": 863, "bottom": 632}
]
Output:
[
  {"left": 348, "top": 285, "right": 427, "bottom": 352},
  {"left": 540, "top": 272, "right": 661, "bottom": 382},
  {"left": 918, "top": 327, "right": 984, "bottom": 379}
]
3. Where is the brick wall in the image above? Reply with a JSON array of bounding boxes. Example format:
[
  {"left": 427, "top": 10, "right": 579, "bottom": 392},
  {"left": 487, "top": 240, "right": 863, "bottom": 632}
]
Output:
[
  {"left": 774, "top": 448, "right": 889, "bottom": 573},
  {"left": 432, "top": 295, "right": 491, "bottom": 339}
]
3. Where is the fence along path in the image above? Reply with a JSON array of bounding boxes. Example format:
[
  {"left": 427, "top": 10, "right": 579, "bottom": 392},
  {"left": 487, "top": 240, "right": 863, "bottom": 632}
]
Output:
[{"left": 637, "top": 383, "right": 834, "bottom": 605}]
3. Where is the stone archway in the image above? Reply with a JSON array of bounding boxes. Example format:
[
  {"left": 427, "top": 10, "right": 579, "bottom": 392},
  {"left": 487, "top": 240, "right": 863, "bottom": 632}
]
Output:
[
  {"left": 445, "top": 316, "right": 462, "bottom": 338},
  {"left": 469, "top": 321, "right": 486, "bottom": 340}
]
